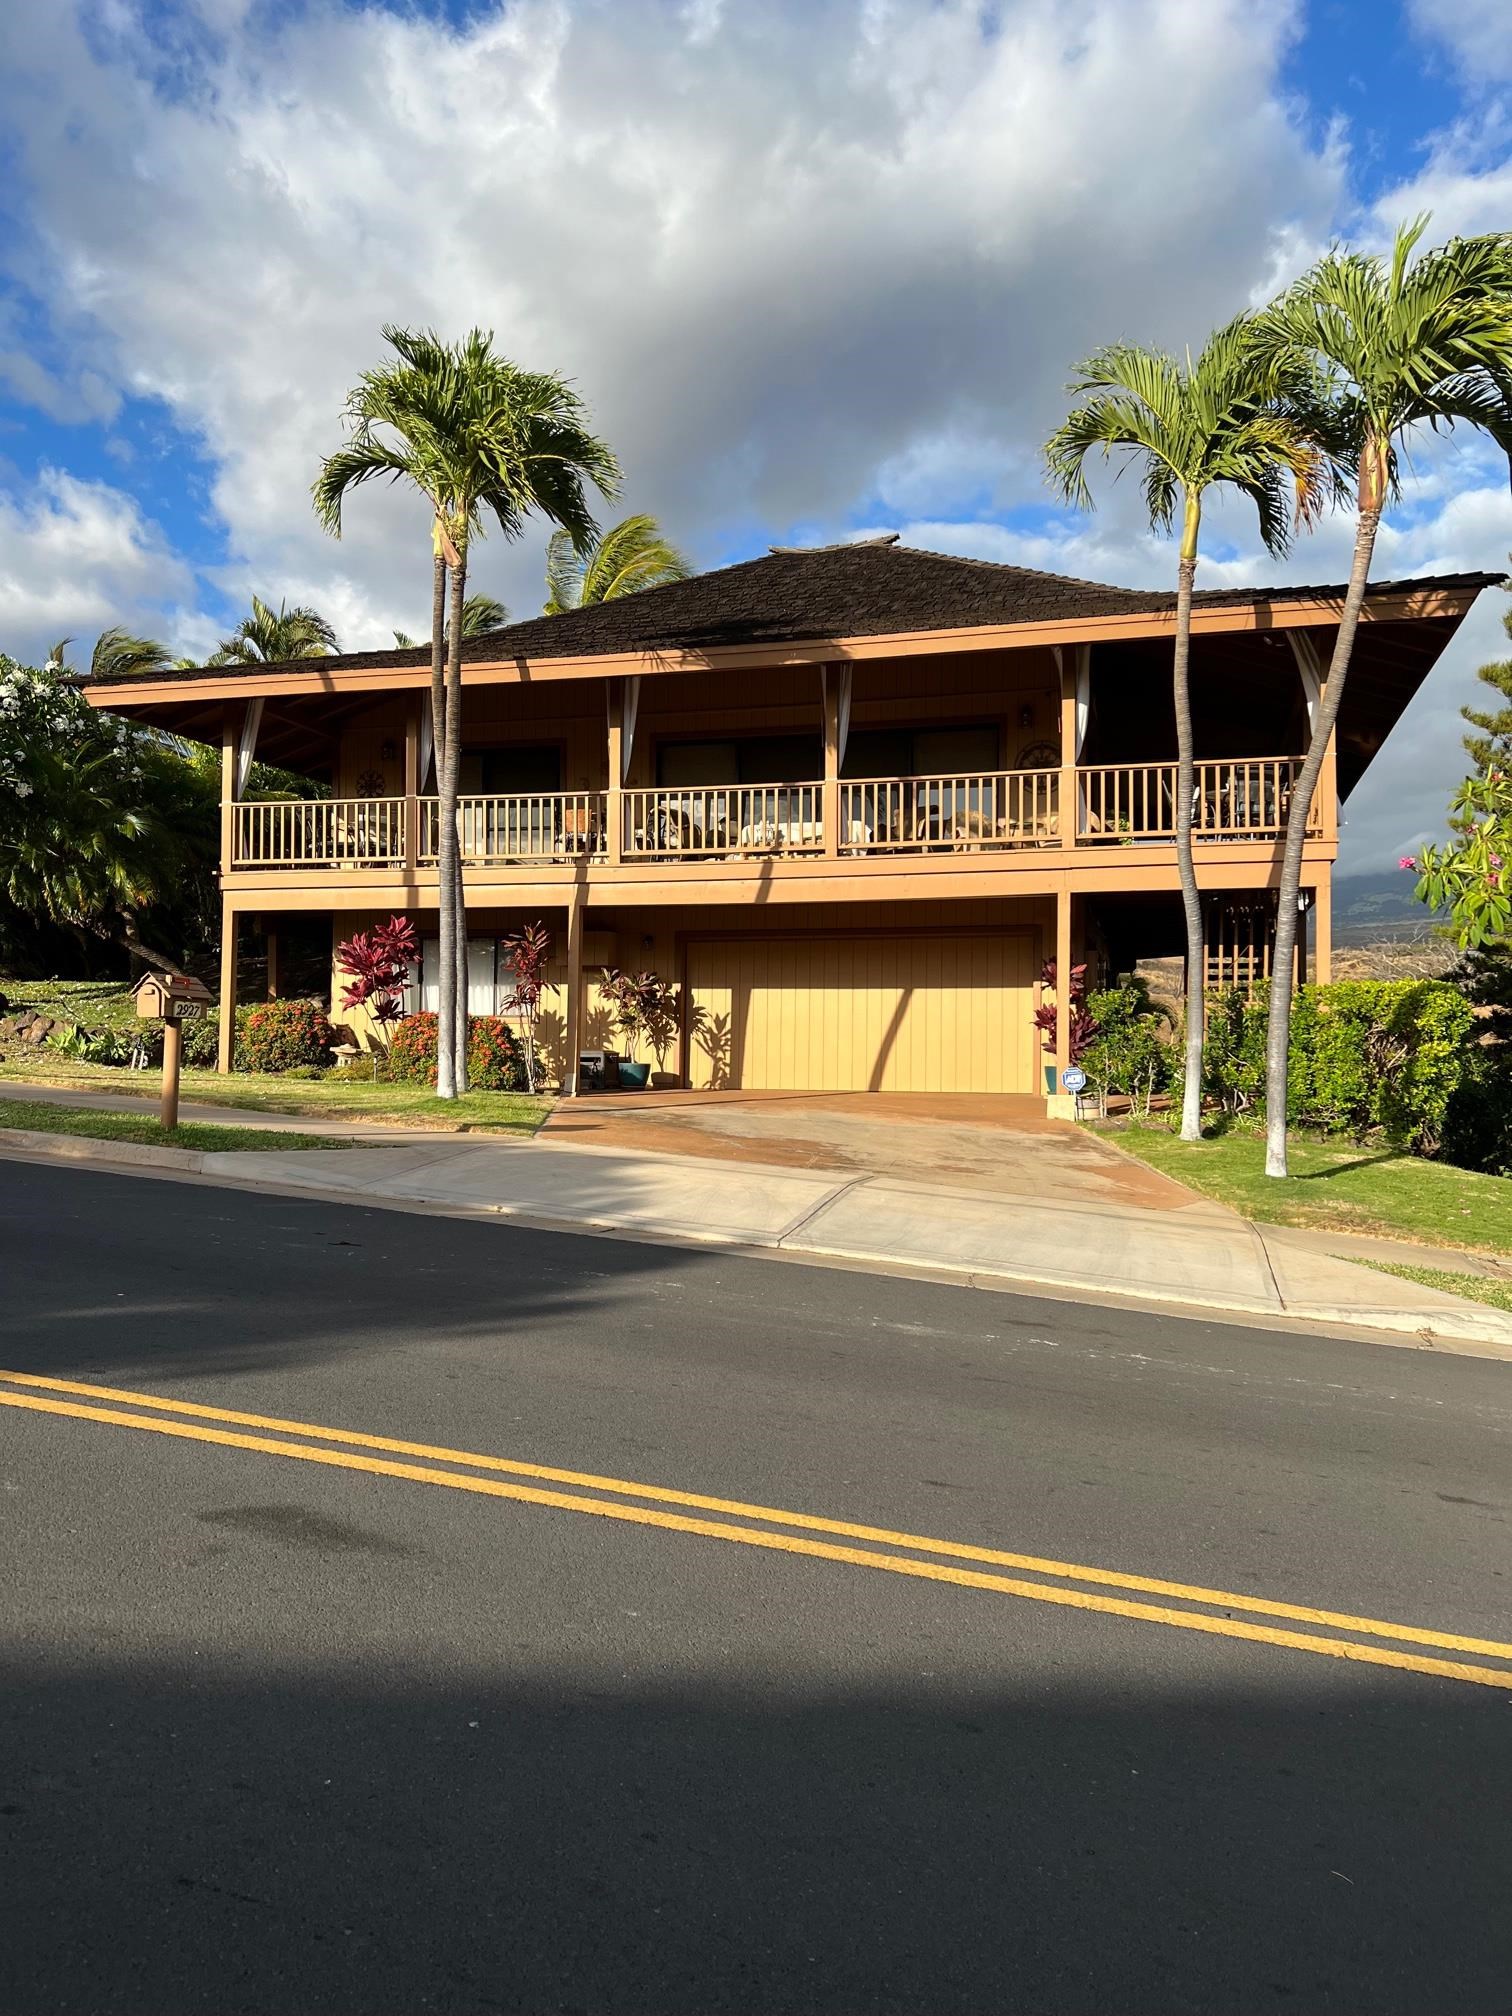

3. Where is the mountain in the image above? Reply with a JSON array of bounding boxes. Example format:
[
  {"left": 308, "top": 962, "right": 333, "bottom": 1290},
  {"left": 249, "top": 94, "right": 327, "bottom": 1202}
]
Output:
[{"left": 1333, "top": 871, "right": 1446, "bottom": 947}]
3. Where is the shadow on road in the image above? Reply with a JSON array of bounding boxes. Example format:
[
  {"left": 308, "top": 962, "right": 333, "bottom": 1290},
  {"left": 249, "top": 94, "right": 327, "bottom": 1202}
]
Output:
[{"left": 2, "top": 1655, "right": 1509, "bottom": 2014}]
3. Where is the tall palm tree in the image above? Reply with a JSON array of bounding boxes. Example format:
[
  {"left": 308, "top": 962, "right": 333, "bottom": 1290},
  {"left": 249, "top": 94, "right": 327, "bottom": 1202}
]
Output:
[
  {"left": 393, "top": 593, "right": 509, "bottom": 651},
  {"left": 1254, "top": 218, "right": 1512, "bottom": 1176},
  {"left": 314, "top": 326, "right": 619, "bottom": 1097},
  {"left": 543, "top": 512, "right": 691, "bottom": 614},
  {"left": 46, "top": 629, "right": 178, "bottom": 681},
  {"left": 1045, "top": 318, "right": 1327, "bottom": 1139},
  {"left": 209, "top": 595, "right": 338, "bottom": 664}
]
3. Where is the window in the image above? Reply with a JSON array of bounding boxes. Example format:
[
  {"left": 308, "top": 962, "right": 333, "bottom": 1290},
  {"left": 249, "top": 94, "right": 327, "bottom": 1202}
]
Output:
[
  {"left": 841, "top": 724, "right": 999, "bottom": 779},
  {"left": 657, "top": 735, "right": 820, "bottom": 785},
  {"left": 463, "top": 745, "right": 563, "bottom": 793},
  {"left": 412, "top": 939, "right": 498, "bottom": 1015}
]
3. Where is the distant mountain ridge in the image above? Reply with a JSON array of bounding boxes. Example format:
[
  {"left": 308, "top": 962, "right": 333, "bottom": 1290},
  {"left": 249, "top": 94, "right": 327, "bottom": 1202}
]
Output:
[{"left": 1333, "top": 871, "right": 1445, "bottom": 947}]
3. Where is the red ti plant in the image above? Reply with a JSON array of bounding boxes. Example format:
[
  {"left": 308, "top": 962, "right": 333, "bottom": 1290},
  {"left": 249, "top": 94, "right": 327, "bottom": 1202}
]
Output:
[
  {"left": 336, "top": 913, "right": 419, "bottom": 1069},
  {"left": 500, "top": 921, "right": 555, "bottom": 1094},
  {"left": 1031, "top": 958, "right": 1098, "bottom": 1062}
]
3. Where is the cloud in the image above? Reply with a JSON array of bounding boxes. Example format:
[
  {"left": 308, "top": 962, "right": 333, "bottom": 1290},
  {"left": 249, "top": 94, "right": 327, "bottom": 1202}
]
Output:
[
  {"left": 1409, "top": 0, "right": 1512, "bottom": 86},
  {"left": 0, "top": 468, "right": 194, "bottom": 666}
]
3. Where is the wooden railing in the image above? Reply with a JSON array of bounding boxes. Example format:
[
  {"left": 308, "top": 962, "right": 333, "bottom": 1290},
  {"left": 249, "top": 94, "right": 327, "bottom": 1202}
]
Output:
[
  {"left": 227, "top": 759, "right": 1321, "bottom": 870},
  {"left": 1076, "top": 759, "right": 1317, "bottom": 842},
  {"left": 840, "top": 770, "right": 1059, "bottom": 851},
  {"left": 232, "top": 796, "right": 407, "bottom": 867},
  {"left": 622, "top": 785, "right": 826, "bottom": 858},
  {"left": 418, "top": 793, "right": 606, "bottom": 864}
]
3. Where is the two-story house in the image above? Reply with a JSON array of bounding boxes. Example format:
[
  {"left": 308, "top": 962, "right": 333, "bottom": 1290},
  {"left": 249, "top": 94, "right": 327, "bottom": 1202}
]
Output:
[{"left": 87, "top": 538, "right": 1494, "bottom": 1105}]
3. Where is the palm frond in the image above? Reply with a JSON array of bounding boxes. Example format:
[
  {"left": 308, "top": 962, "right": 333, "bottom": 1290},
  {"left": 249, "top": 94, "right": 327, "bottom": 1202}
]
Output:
[{"left": 89, "top": 628, "right": 174, "bottom": 681}]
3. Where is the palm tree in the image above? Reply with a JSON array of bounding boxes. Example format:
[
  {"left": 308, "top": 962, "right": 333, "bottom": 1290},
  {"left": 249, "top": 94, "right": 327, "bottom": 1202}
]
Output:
[
  {"left": 1044, "top": 318, "right": 1327, "bottom": 1140},
  {"left": 45, "top": 629, "right": 178, "bottom": 681},
  {"left": 393, "top": 593, "right": 509, "bottom": 651},
  {"left": 209, "top": 595, "right": 338, "bottom": 664},
  {"left": 1254, "top": 218, "right": 1512, "bottom": 1176},
  {"left": 543, "top": 512, "right": 691, "bottom": 614},
  {"left": 314, "top": 326, "right": 619, "bottom": 1097}
]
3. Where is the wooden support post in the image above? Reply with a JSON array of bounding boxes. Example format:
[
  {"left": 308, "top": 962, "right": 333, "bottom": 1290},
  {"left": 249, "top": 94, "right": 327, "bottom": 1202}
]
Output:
[
  {"left": 220, "top": 706, "right": 238, "bottom": 882},
  {"left": 1055, "top": 884, "right": 1072, "bottom": 1084},
  {"left": 1313, "top": 879, "right": 1332, "bottom": 985},
  {"left": 563, "top": 894, "right": 585, "bottom": 1096},
  {"left": 266, "top": 928, "right": 282, "bottom": 1000},
  {"left": 404, "top": 700, "right": 420, "bottom": 871},
  {"left": 161, "top": 1016, "right": 183, "bottom": 1130},
  {"left": 822, "top": 670, "right": 841, "bottom": 859},
  {"left": 217, "top": 900, "right": 237, "bottom": 1074},
  {"left": 1320, "top": 722, "right": 1339, "bottom": 846},
  {"left": 1058, "top": 655, "right": 1078, "bottom": 850},
  {"left": 606, "top": 680, "right": 624, "bottom": 866}
]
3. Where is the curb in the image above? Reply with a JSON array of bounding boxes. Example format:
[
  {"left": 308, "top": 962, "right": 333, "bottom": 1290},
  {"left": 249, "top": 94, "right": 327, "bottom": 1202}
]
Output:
[{"left": 5, "top": 1129, "right": 1511, "bottom": 1358}]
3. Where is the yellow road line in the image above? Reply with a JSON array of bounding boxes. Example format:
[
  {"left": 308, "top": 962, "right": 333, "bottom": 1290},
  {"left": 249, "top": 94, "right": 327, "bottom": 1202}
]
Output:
[
  {"left": 4, "top": 1367, "right": 1510, "bottom": 1664},
  {"left": 3, "top": 1386, "right": 1511, "bottom": 1693}
]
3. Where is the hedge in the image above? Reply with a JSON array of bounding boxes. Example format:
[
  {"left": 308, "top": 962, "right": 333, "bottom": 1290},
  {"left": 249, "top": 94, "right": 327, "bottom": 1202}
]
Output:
[
  {"left": 1200, "top": 979, "right": 1475, "bottom": 1153},
  {"left": 386, "top": 1012, "right": 527, "bottom": 1092},
  {"left": 240, "top": 997, "right": 335, "bottom": 1074}
]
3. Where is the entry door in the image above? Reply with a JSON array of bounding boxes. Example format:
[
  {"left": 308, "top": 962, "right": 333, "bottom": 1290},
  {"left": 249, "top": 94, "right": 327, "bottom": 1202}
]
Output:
[{"left": 685, "top": 934, "right": 1035, "bottom": 1093}]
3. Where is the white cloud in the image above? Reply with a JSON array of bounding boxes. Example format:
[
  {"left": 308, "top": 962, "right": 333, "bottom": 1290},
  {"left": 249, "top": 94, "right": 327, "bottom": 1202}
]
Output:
[
  {"left": 0, "top": 468, "right": 193, "bottom": 665},
  {"left": 1410, "top": 0, "right": 1512, "bottom": 85}
]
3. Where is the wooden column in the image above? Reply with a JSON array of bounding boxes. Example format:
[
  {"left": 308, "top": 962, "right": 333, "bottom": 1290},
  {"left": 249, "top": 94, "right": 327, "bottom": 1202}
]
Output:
[
  {"left": 403, "top": 699, "right": 420, "bottom": 871},
  {"left": 1320, "top": 721, "right": 1339, "bottom": 846},
  {"left": 266, "top": 928, "right": 282, "bottom": 1000},
  {"left": 606, "top": 680, "right": 624, "bottom": 866},
  {"left": 1058, "top": 653, "right": 1078, "bottom": 850},
  {"left": 219, "top": 706, "right": 238, "bottom": 885},
  {"left": 563, "top": 893, "right": 585, "bottom": 1095},
  {"left": 1313, "top": 878, "right": 1332, "bottom": 985},
  {"left": 822, "top": 670, "right": 841, "bottom": 859},
  {"left": 1054, "top": 884, "right": 1072, "bottom": 1084},
  {"left": 217, "top": 900, "right": 238, "bottom": 1074}
]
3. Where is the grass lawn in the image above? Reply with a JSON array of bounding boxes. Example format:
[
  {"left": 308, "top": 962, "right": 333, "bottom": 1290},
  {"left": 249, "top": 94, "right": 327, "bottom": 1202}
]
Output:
[
  {"left": 1, "top": 977, "right": 143, "bottom": 1035},
  {"left": 1351, "top": 1260, "right": 1512, "bottom": 1315},
  {"left": 0, "top": 1096, "right": 345, "bottom": 1154},
  {"left": 1105, "top": 1124, "right": 1512, "bottom": 1258}
]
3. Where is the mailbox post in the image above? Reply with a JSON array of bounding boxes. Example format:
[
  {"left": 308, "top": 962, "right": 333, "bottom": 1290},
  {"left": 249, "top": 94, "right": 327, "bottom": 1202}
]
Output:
[{"left": 133, "top": 974, "right": 214, "bottom": 1130}]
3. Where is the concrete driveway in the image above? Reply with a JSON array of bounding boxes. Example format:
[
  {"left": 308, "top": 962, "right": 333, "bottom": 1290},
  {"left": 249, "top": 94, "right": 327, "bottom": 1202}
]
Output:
[{"left": 542, "top": 1089, "right": 1195, "bottom": 1213}]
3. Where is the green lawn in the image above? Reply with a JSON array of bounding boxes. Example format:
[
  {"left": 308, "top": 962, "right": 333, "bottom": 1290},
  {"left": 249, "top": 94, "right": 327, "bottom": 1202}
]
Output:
[
  {"left": 1, "top": 977, "right": 143, "bottom": 1035},
  {"left": 1105, "top": 1124, "right": 1512, "bottom": 1258},
  {"left": 0, "top": 1096, "right": 345, "bottom": 1155},
  {"left": 1350, "top": 1260, "right": 1512, "bottom": 1314}
]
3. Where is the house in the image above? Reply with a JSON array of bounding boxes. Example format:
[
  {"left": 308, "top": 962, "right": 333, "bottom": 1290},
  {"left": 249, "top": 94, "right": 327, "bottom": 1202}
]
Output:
[{"left": 86, "top": 537, "right": 1494, "bottom": 1105}]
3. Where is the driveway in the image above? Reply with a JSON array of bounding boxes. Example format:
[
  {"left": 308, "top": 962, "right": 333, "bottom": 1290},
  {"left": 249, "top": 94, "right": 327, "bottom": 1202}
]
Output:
[{"left": 542, "top": 1088, "right": 1196, "bottom": 1213}]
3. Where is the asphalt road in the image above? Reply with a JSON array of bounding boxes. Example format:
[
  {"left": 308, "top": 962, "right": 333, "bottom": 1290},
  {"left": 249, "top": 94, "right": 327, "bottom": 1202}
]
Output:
[{"left": 2, "top": 1158, "right": 1511, "bottom": 2015}]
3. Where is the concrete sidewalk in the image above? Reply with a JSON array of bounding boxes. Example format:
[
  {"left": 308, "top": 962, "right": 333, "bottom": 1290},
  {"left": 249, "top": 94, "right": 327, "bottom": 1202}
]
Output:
[{"left": 7, "top": 1110, "right": 1509, "bottom": 1351}]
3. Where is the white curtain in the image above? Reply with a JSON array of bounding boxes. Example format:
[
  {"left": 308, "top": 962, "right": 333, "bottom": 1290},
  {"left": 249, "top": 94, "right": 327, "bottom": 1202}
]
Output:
[
  {"left": 234, "top": 698, "right": 263, "bottom": 798},
  {"left": 621, "top": 675, "right": 640, "bottom": 784},
  {"left": 821, "top": 664, "right": 853, "bottom": 769},
  {"left": 1074, "top": 645, "right": 1091, "bottom": 758},
  {"left": 1288, "top": 632, "right": 1322, "bottom": 729},
  {"left": 418, "top": 696, "right": 434, "bottom": 791}
]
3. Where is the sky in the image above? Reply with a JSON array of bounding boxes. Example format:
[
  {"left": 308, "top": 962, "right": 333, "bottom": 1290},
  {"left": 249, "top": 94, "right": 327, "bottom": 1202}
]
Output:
[{"left": 0, "top": 0, "right": 1509, "bottom": 875}]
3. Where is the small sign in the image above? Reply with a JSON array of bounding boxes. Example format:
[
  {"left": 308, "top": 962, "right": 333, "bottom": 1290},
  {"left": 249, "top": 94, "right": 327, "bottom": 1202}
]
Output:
[{"left": 1061, "top": 1066, "right": 1087, "bottom": 1094}]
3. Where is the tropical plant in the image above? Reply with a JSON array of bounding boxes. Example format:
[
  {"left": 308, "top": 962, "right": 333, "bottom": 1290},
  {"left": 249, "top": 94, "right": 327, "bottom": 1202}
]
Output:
[
  {"left": 392, "top": 593, "right": 509, "bottom": 650},
  {"left": 1411, "top": 765, "right": 1512, "bottom": 950},
  {"left": 499, "top": 921, "right": 554, "bottom": 1093},
  {"left": 1030, "top": 959, "right": 1099, "bottom": 1070},
  {"left": 386, "top": 1011, "right": 526, "bottom": 1091},
  {"left": 335, "top": 913, "right": 419, "bottom": 1062},
  {"left": 238, "top": 997, "right": 334, "bottom": 1074},
  {"left": 208, "top": 595, "right": 338, "bottom": 665},
  {"left": 1044, "top": 316, "right": 1327, "bottom": 1140},
  {"left": 1252, "top": 216, "right": 1512, "bottom": 1177},
  {"left": 1461, "top": 564, "right": 1512, "bottom": 771},
  {"left": 46, "top": 629, "right": 180, "bottom": 681},
  {"left": 598, "top": 968, "right": 681, "bottom": 1068},
  {"left": 543, "top": 512, "right": 691, "bottom": 614},
  {"left": 314, "top": 324, "right": 619, "bottom": 1099},
  {"left": 1080, "top": 980, "right": 1172, "bottom": 1118}
]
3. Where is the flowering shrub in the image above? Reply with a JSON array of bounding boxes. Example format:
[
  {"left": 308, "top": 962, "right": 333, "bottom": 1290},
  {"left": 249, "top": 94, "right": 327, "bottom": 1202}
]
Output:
[
  {"left": 336, "top": 914, "right": 418, "bottom": 1046},
  {"left": 387, "top": 1012, "right": 526, "bottom": 1091},
  {"left": 240, "top": 997, "right": 335, "bottom": 1073},
  {"left": 1412, "top": 767, "right": 1512, "bottom": 950}
]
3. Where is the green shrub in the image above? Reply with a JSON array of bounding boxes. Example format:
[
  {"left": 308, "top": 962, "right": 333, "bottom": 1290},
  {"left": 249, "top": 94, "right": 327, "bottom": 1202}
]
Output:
[
  {"left": 335, "top": 1053, "right": 378, "bottom": 1082},
  {"left": 181, "top": 1013, "right": 221, "bottom": 1067},
  {"left": 387, "top": 1012, "right": 526, "bottom": 1092},
  {"left": 1080, "top": 981, "right": 1172, "bottom": 1116},
  {"left": 1198, "top": 979, "right": 1475, "bottom": 1153},
  {"left": 1441, "top": 1044, "right": 1512, "bottom": 1175},
  {"left": 240, "top": 997, "right": 334, "bottom": 1074}
]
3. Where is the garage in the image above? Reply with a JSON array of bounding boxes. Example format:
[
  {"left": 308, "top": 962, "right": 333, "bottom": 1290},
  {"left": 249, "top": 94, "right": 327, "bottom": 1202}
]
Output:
[{"left": 685, "top": 932, "right": 1038, "bottom": 1093}]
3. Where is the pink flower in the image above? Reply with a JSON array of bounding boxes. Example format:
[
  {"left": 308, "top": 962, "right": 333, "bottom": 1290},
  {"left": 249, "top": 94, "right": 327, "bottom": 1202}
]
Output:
[
  {"left": 1398, "top": 855, "right": 1416, "bottom": 871},
  {"left": 1492, "top": 854, "right": 1504, "bottom": 869}
]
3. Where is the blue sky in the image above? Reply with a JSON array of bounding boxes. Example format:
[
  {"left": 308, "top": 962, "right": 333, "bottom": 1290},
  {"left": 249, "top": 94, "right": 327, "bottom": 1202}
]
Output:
[{"left": 0, "top": 0, "right": 1508, "bottom": 870}]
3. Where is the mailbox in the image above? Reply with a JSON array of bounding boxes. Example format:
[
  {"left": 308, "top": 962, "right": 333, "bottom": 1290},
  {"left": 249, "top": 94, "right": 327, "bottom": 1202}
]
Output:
[{"left": 133, "top": 973, "right": 214, "bottom": 1021}]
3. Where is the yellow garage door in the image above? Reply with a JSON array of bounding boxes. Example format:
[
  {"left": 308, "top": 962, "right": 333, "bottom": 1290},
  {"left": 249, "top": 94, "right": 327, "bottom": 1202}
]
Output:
[{"left": 686, "top": 934, "right": 1036, "bottom": 1093}]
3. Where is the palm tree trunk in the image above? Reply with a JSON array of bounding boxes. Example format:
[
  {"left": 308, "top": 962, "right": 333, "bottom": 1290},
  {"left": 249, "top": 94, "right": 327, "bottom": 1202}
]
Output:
[
  {"left": 1264, "top": 476, "right": 1384, "bottom": 1177},
  {"left": 446, "top": 550, "right": 470, "bottom": 1094},
  {"left": 431, "top": 545, "right": 456, "bottom": 1099},
  {"left": 1174, "top": 491, "right": 1205, "bottom": 1143}
]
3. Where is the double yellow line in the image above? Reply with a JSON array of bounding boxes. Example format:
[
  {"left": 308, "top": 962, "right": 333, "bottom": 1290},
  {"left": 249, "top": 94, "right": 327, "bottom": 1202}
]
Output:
[{"left": 4, "top": 1367, "right": 1511, "bottom": 1691}]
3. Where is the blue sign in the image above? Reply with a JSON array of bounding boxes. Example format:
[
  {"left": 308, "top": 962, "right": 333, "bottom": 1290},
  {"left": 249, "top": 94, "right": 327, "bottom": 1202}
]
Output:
[{"left": 1061, "top": 1066, "right": 1087, "bottom": 1094}]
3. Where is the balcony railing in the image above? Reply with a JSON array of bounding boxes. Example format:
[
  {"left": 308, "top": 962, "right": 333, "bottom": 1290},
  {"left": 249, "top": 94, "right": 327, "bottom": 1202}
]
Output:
[
  {"left": 227, "top": 759, "right": 1321, "bottom": 870},
  {"left": 1076, "top": 758, "right": 1317, "bottom": 842},
  {"left": 622, "top": 785, "right": 826, "bottom": 859},
  {"left": 418, "top": 793, "right": 606, "bottom": 864}
]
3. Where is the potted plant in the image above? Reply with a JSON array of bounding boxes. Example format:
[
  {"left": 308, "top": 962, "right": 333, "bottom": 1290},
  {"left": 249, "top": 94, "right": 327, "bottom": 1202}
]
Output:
[{"left": 598, "top": 968, "right": 681, "bottom": 1089}]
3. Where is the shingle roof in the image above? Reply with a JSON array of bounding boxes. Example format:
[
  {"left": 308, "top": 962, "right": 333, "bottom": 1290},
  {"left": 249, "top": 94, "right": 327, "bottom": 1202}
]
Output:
[{"left": 88, "top": 538, "right": 1503, "bottom": 686}]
